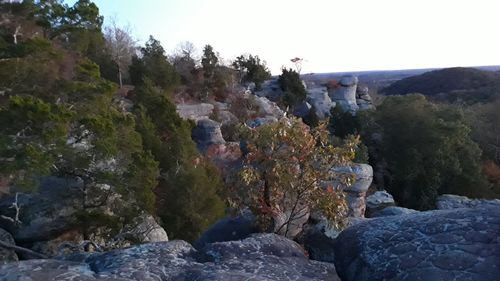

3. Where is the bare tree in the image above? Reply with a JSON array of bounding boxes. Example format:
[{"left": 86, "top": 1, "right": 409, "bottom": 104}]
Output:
[{"left": 104, "top": 19, "right": 137, "bottom": 88}]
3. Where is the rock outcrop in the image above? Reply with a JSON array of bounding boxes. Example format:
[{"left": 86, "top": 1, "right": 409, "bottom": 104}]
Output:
[
  {"left": 333, "top": 206, "right": 500, "bottom": 281},
  {"left": 254, "top": 79, "right": 283, "bottom": 101},
  {"left": 332, "top": 163, "right": 373, "bottom": 218},
  {"left": 365, "top": 190, "right": 395, "bottom": 217},
  {"left": 329, "top": 75, "right": 359, "bottom": 112},
  {"left": 356, "top": 86, "right": 374, "bottom": 110},
  {"left": 0, "top": 234, "right": 340, "bottom": 281},
  {"left": 191, "top": 118, "right": 226, "bottom": 151},
  {"left": 437, "top": 194, "right": 500, "bottom": 210},
  {"left": 0, "top": 228, "right": 18, "bottom": 264},
  {"left": 176, "top": 103, "right": 214, "bottom": 121},
  {"left": 306, "top": 87, "right": 335, "bottom": 119},
  {"left": 370, "top": 206, "right": 419, "bottom": 217},
  {"left": 0, "top": 177, "right": 167, "bottom": 257}
]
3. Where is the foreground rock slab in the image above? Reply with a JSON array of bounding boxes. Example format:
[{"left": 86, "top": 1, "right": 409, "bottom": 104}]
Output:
[
  {"left": 334, "top": 206, "right": 500, "bottom": 281},
  {"left": 0, "top": 233, "right": 340, "bottom": 281}
]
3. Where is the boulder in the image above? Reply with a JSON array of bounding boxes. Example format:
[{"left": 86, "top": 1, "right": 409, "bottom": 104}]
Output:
[
  {"left": 0, "top": 177, "right": 83, "bottom": 243},
  {"left": 356, "top": 86, "right": 374, "bottom": 110},
  {"left": 193, "top": 212, "right": 257, "bottom": 249},
  {"left": 253, "top": 96, "right": 285, "bottom": 119},
  {"left": 437, "top": 194, "right": 500, "bottom": 210},
  {"left": 329, "top": 75, "right": 359, "bottom": 112},
  {"left": 334, "top": 206, "right": 500, "bottom": 281},
  {"left": 306, "top": 87, "right": 335, "bottom": 119},
  {"left": 365, "top": 190, "right": 395, "bottom": 217},
  {"left": 176, "top": 103, "right": 214, "bottom": 121},
  {"left": 332, "top": 164, "right": 373, "bottom": 217},
  {"left": 191, "top": 118, "right": 226, "bottom": 151},
  {"left": 293, "top": 101, "right": 312, "bottom": 117},
  {"left": 0, "top": 228, "right": 18, "bottom": 264},
  {"left": 370, "top": 206, "right": 419, "bottom": 217},
  {"left": 0, "top": 234, "right": 340, "bottom": 281},
  {"left": 0, "top": 177, "right": 168, "bottom": 257},
  {"left": 122, "top": 213, "right": 168, "bottom": 243},
  {"left": 254, "top": 79, "right": 283, "bottom": 101}
]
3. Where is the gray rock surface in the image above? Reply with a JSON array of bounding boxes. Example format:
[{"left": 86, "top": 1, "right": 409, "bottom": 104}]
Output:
[
  {"left": 0, "top": 228, "right": 18, "bottom": 264},
  {"left": 331, "top": 164, "right": 373, "bottom": 217},
  {"left": 0, "top": 177, "right": 168, "bottom": 256},
  {"left": 254, "top": 79, "right": 283, "bottom": 101},
  {"left": 371, "top": 206, "right": 419, "bottom": 217},
  {"left": 365, "top": 190, "right": 395, "bottom": 216},
  {"left": 333, "top": 206, "right": 500, "bottom": 281},
  {"left": 356, "top": 86, "right": 374, "bottom": 110},
  {"left": 306, "top": 87, "right": 335, "bottom": 119},
  {"left": 191, "top": 118, "right": 226, "bottom": 151},
  {"left": 176, "top": 103, "right": 214, "bottom": 121},
  {"left": 437, "top": 194, "right": 500, "bottom": 210},
  {"left": 329, "top": 75, "right": 359, "bottom": 112},
  {"left": 293, "top": 101, "right": 312, "bottom": 117},
  {"left": 0, "top": 234, "right": 340, "bottom": 281}
]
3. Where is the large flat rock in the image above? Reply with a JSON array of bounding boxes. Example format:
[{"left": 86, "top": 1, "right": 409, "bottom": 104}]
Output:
[
  {"left": 333, "top": 206, "right": 500, "bottom": 281},
  {"left": 0, "top": 233, "right": 340, "bottom": 281}
]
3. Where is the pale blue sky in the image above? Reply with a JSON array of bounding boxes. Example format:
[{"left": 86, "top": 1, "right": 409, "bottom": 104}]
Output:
[{"left": 67, "top": 0, "right": 500, "bottom": 74}]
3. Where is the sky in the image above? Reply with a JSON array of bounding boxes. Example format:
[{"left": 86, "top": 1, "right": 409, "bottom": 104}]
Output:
[{"left": 67, "top": 0, "right": 500, "bottom": 75}]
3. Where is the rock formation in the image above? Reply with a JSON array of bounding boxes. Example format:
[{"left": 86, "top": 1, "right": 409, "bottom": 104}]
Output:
[
  {"left": 329, "top": 75, "right": 360, "bottom": 112},
  {"left": 191, "top": 118, "right": 226, "bottom": 151},
  {"left": 0, "top": 234, "right": 340, "bottom": 281},
  {"left": 333, "top": 206, "right": 500, "bottom": 281},
  {"left": 356, "top": 85, "right": 374, "bottom": 110},
  {"left": 332, "top": 163, "right": 373, "bottom": 218},
  {"left": 365, "top": 190, "right": 395, "bottom": 217},
  {"left": 437, "top": 194, "right": 500, "bottom": 210},
  {"left": 306, "top": 87, "right": 335, "bottom": 119},
  {"left": 0, "top": 228, "right": 17, "bottom": 264},
  {"left": 0, "top": 177, "right": 168, "bottom": 257},
  {"left": 176, "top": 103, "right": 214, "bottom": 121}
]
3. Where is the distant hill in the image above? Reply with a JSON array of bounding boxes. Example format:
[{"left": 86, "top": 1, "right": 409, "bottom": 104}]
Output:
[
  {"left": 380, "top": 67, "right": 500, "bottom": 103},
  {"left": 302, "top": 66, "right": 500, "bottom": 91}
]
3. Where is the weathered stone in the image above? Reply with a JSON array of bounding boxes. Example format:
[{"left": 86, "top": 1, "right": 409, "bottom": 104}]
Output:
[
  {"left": 306, "top": 87, "right": 335, "bottom": 119},
  {"left": 329, "top": 75, "right": 359, "bottom": 112},
  {"left": 293, "top": 101, "right": 311, "bottom": 117},
  {"left": 254, "top": 79, "right": 283, "bottom": 101},
  {"left": 437, "top": 194, "right": 500, "bottom": 210},
  {"left": 123, "top": 213, "right": 168, "bottom": 243},
  {"left": 333, "top": 164, "right": 373, "bottom": 194},
  {"left": 355, "top": 86, "right": 374, "bottom": 110},
  {"left": 0, "top": 234, "right": 341, "bottom": 281},
  {"left": 176, "top": 103, "right": 214, "bottom": 121},
  {"left": 365, "top": 190, "right": 395, "bottom": 217},
  {"left": 191, "top": 118, "right": 225, "bottom": 151},
  {"left": 0, "top": 228, "right": 18, "bottom": 264},
  {"left": 371, "top": 206, "right": 419, "bottom": 217},
  {"left": 333, "top": 206, "right": 500, "bottom": 281}
]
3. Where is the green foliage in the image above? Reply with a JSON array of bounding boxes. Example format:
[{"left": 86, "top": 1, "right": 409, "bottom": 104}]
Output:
[
  {"left": 230, "top": 118, "right": 358, "bottom": 237},
  {"left": 232, "top": 54, "right": 271, "bottom": 90},
  {"left": 382, "top": 67, "right": 500, "bottom": 103},
  {"left": 467, "top": 100, "right": 500, "bottom": 164},
  {"left": 302, "top": 106, "right": 320, "bottom": 128},
  {"left": 329, "top": 106, "right": 361, "bottom": 138},
  {"left": 365, "top": 94, "right": 493, "bottom": 210},
  {"left": 278, "top": 68, "right": 307, "bottom": 108},
  {"left": 129, "top": 36, "right": 179, "bottom": 90},
  {"left": 133, "top": 80, "right": 225, "bottom": 241},
  {"left": 201, "top": 44, "right": 219, "bottom": 81}
]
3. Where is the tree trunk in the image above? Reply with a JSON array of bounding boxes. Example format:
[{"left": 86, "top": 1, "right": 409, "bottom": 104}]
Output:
[{"left": 118, "top": 68, "right": 123, "bottom": 88}]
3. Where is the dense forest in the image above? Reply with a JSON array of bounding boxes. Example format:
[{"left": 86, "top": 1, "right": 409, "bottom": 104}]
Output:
[{"left": 0, "top": 0, "right": 499, "bottom": 248}]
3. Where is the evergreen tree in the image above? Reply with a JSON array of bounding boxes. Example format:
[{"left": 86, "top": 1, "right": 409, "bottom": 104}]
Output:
[{"left": 278, "top": 68, "right": 307, "bottom": 108}]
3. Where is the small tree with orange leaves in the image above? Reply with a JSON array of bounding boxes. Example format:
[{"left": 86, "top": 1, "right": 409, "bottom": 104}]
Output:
[{"left": 228, "top": 117, "right": 359, "bottom": 238}]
